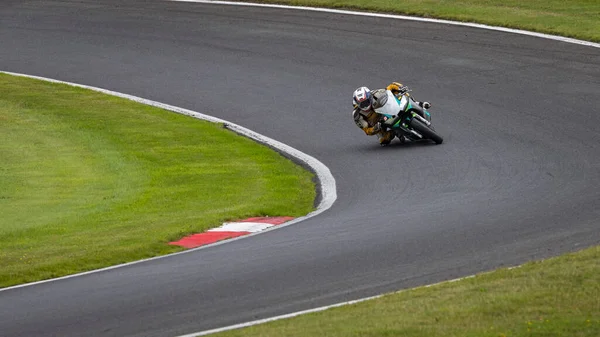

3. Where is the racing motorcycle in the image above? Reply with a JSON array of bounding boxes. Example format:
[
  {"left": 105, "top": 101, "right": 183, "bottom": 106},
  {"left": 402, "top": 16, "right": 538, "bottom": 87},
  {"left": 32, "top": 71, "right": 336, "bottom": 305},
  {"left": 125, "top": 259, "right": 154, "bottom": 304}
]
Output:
[{"left": 374, "top": 90, "right": 443, "bottom": 144}]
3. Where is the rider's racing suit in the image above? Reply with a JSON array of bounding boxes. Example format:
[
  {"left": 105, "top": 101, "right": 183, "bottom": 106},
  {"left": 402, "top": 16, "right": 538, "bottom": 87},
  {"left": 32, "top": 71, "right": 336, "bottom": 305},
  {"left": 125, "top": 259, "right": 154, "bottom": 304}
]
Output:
[{"left": 353, "top": 82, "right": 431, "bottom": 145}]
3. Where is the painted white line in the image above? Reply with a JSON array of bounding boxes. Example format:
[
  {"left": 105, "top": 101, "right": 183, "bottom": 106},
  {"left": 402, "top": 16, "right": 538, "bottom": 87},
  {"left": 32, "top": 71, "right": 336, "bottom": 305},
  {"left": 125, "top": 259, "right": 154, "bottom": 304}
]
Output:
[
  {"left": 0, "top": 70, "right": 337, "bottom": 292},
  {"left": 175, "top": 294, "right": 383, "bottom": 337},
  {"left": 174, "top": 271, "right": 486, "bottom": 337},
  {"left": 171, "top": 0, "right": 600, "bottom": 49},
  {"left": 208, "top": 222, "right": 275, "bottom": 232},
  {"left": 177, "top": 265, "right": 531, "bottom": 337},
  {"left": 176, "top": 265, "right": 527, "bottom": 337}
]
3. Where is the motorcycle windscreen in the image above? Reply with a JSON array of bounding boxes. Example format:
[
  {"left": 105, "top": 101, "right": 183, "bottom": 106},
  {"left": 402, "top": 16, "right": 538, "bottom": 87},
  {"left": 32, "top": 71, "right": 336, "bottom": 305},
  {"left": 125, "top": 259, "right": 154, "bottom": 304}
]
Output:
[{"left": 374, "top": 90, "right": 407, "bottom": 116}]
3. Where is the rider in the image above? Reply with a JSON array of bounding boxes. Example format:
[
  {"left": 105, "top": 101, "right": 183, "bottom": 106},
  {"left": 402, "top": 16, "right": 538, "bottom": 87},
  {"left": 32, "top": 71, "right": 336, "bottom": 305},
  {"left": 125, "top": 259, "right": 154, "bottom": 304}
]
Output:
[{"left": 352, "top": 82, "right": 431, "bottom": 146}]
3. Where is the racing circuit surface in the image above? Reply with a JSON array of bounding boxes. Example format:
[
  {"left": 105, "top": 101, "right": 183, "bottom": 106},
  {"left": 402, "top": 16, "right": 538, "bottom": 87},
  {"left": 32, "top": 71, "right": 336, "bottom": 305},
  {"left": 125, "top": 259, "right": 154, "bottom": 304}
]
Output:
[{"left": 1, "top": 1, "right": 600, "bottom": 336}]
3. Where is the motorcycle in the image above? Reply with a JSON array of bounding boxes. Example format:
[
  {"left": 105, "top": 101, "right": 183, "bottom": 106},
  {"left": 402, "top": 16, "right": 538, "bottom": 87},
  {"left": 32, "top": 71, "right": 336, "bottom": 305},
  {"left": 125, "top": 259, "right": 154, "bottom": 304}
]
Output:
[{"left": 373, "top": 90, "right": 443, "bottom": 145}]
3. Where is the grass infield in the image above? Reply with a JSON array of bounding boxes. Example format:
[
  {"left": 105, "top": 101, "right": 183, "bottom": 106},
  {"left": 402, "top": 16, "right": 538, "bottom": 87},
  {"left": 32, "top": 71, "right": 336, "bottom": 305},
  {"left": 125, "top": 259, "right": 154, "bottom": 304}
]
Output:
[
  {"left": 0, "top": 73, "right": 315, "bottom": 288},
  {"left": 251, "top": 0, "right": 600, "bottom": 42},
  {"left": 212, "top": 246, "right": 600, "bottom": 337}
]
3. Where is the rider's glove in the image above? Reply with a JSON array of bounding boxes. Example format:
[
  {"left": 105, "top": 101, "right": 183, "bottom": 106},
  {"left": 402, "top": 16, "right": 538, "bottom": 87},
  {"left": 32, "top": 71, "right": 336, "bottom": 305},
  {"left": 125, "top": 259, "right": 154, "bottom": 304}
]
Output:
[
  {"left": 421, "top": 102, "right": 431, "bottom": 109},
  {"left": 387, "top": 82, "right": 403, "bottom": 95}
]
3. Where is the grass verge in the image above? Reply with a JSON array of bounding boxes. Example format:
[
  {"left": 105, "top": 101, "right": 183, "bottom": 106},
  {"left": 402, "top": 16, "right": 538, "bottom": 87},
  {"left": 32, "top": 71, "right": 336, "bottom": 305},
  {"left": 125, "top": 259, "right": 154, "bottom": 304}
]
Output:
[
  {"left": 212, "top": 245, "right": 600, "bottom": 337},
  {"left": 250, "top": 0, "right": 600, "bottom": 42},
  {"left": 0, "top": 73, "right": 315, "bottom": 288}
]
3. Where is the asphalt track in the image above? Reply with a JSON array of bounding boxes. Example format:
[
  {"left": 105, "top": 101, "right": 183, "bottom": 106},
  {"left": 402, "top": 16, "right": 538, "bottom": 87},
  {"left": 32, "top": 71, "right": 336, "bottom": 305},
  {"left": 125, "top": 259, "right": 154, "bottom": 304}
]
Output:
[{"left": 1, "top": 1, "right": 600, "bottom": 336}]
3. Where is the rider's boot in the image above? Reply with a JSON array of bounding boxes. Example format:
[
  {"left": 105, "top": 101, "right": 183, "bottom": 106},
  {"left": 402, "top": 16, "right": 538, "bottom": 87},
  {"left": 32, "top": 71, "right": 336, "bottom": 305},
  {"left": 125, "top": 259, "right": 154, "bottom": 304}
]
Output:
[{"left": 378, "top": 130, "right": 395, "bottom": 146}]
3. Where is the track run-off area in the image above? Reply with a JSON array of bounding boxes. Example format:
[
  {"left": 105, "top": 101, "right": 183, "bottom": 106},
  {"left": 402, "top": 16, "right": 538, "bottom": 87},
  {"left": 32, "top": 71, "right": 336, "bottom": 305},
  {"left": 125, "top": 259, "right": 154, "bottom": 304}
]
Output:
[{"left": 1, "top": 1, "right": 599, "bottom": 336}]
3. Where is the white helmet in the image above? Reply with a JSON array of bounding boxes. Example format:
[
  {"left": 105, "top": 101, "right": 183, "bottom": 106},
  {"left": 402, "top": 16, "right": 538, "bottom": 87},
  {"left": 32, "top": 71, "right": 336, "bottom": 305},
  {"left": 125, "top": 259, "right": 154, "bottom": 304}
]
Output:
[{"left": 352, "top": 87, "right": 372, "bottom": 111}]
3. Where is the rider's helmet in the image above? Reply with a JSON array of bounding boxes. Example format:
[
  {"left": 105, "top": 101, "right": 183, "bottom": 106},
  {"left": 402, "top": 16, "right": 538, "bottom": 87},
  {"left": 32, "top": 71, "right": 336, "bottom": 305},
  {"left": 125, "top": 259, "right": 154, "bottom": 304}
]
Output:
[{"left": 352, "top": 87, "right": 372, "bottom": 111}]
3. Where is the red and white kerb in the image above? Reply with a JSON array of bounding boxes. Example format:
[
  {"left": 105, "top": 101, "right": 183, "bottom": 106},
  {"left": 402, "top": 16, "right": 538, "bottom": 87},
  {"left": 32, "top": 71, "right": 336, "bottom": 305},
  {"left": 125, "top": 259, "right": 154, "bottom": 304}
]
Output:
[{"left": 169, "top": 216, "right": 295, "bottom": 249}]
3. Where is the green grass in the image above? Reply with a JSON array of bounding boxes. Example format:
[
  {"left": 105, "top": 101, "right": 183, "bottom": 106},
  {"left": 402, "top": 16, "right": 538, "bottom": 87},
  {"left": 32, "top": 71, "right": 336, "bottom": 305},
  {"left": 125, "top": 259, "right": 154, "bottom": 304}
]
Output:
[
  {"left": 212, "top": 246, "right": 600, "bottom": 337},
  {"left": 252, "top": 0, "right": 600, "bottom": 42},
  {"left": 0, "top": 73, "right": 315, "bottom": 288}
]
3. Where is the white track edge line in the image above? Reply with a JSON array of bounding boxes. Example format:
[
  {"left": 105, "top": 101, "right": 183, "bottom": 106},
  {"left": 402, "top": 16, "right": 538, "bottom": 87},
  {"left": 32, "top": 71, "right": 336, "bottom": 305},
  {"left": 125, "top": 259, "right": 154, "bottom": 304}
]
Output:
[
  {"left": 176, "top": 294, "right": 383, "bottom": 337},
  {"left": 178, "top": 267, "right": 528, "bottom": 337},
  {"left": 171, "top": 0, "right": 600, "bottom": 49},
  {"left": 0, "top": 70, "right": 337, "bottom": 292},
  {"left": 174, "top": 274, "right": 484, "bottom": 336}
]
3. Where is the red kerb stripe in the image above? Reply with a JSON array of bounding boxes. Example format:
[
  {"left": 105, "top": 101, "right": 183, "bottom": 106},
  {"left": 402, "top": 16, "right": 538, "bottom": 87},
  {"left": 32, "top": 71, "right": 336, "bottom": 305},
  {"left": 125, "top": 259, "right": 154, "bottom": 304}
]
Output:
[{"left": 169, "top": 231, "right": 250, "bottom": 249}]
